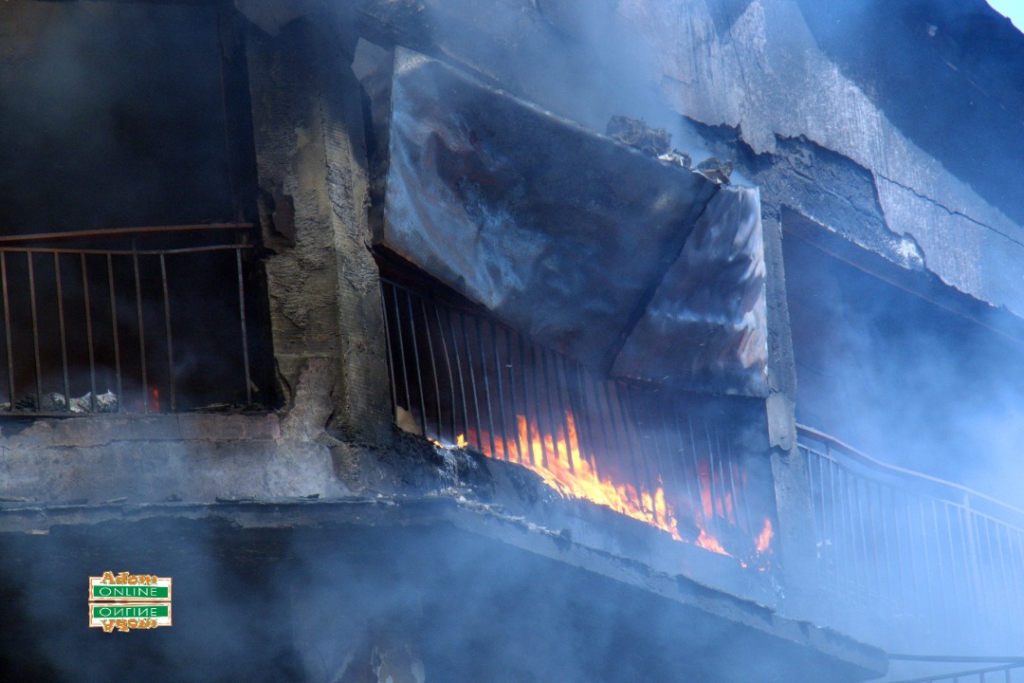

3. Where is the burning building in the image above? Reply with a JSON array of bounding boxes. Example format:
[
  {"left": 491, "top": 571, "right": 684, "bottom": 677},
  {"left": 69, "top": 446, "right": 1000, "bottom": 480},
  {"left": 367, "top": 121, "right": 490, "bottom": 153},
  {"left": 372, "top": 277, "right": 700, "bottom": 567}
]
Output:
[{"left": 1, "top": 0, "right": 1023, "bottom": 681}]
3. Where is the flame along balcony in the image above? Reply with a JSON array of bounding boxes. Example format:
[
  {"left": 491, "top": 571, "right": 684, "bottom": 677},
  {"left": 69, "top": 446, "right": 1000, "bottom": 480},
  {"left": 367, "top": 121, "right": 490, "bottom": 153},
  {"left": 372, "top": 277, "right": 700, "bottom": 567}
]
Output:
[
  {"left": 0, "top": 224, "right": 269, "bottom": 416},
  {"left": 367, "top": 47, "right": 778, "bottom": 596},
  {"left": 381, "top": 276, "right": 778, "bottom": 572}
]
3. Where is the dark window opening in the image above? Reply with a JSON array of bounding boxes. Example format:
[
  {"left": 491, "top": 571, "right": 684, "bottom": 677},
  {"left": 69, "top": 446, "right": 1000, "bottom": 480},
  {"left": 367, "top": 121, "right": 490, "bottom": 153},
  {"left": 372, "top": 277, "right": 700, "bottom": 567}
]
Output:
[{"left": 0, "top": 2, "right": 272, "bottom": 414}]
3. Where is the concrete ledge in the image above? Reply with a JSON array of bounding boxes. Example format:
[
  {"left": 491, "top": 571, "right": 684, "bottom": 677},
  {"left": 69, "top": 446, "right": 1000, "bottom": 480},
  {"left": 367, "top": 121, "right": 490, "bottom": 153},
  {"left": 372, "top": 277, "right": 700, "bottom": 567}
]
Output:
[
  {"left": 0, "top": 497, "right": 888, "bottom": 682},
  {"left": 0, "top": 412, "right": 281, "bottom": 447}
]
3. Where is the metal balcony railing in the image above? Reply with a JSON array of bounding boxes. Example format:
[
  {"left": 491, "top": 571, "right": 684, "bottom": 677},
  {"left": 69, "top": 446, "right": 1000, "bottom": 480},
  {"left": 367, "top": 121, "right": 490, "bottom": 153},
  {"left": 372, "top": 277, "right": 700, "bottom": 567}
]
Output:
[
  {"left": 885, "top": 656, "right": 1024, "bottom": 683},
  {"left": 381, "top": 277, "right": 779, "bottom": 569},
  {"left": 0, "top": 224, "right": 262, "bottom": 415},
  {"left": 798, "top": 425, "right": 1024, "bottom": 654}
]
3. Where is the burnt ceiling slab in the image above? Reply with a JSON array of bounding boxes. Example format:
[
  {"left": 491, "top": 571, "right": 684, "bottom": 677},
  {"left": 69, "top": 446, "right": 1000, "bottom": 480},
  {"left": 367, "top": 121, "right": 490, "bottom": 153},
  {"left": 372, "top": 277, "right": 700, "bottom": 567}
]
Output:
[
  {"left": 374, "top": 48, "right": 718, "bottom": 370},
  {"left": 612, "top": 186, "right": 769, "bottom": 396}
]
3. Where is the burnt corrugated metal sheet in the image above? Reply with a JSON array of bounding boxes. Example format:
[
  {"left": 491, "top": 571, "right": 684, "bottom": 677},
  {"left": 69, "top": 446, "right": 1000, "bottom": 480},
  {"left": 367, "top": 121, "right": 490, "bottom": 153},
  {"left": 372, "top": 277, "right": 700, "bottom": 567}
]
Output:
[{"left": 612, "top": 186, "right": 768, "bottom": 396}]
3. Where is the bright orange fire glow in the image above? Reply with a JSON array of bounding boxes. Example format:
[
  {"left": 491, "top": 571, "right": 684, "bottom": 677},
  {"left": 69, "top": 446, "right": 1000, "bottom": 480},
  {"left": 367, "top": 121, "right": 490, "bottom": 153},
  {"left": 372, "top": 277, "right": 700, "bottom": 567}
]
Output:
[
  {"left": 697, "top": 528, "right": 730, "bottom": 555},
  {"left": 454, "top": 410, "right": 773, "bottom": 568},
  {"left": 756, "top": 518, "right": 773, "bottom": 554},
  {"left": 500, "top": 413, "right": 683, "bottom": 542}
]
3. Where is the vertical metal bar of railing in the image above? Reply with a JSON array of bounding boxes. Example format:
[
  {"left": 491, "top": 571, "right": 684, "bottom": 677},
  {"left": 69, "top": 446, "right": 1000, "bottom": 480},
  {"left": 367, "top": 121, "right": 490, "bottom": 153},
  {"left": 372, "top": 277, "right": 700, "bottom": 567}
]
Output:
[
  {"left": 639, "top": 390, "right": 670, "bottom": 515},
  {"left": 380, "top": 282, "right": 400, "bottom": 421},
  {"left": 26, "top": 253, "right": 43, "bottom": 407},
  {"left": 490, "top": 321, "right": 510, "bottom": 460},
  {"left": 608, "top": 382, "right": 645, "bottom": 509},
  {"left": 888, "top": 484, "right": 908, "bottom": 623},
  {"left": 942, "top": 502, "right": 961, "bottom": 632},
  {"left": 929, "top": 499, "right": 950, "bottom": 633},
  {"left": 444, "top": 307, "right": 470, "bottom": 451},
  {"left": 653, "top": 391, "right": 686, "bottom": 513},
  {"left": 459, "top": 312, "right": 483, "bottom": 453},
  {"left": 432, "top": 304, "right": 457, "bottom": 445},
  {"left": 549, "top": 349, "right": 575, "bottom": 474},
  {"left": 557, "top": 355, "right": 588, "bottom": 471},
  {"left": 53, "top": 252, "right": 71, "bottom": 409},
  {"left": 405, "top": 292, "right": 428, "bottom": 437},
  {"left": 996, "top": 520, "right": 1016, "bottom": 643},
  {"left": 823, "top": 454, "right": 837, "bottom": 595},
  {"left": 131, "top": 245, "right": 148, "bottom": 414},
  {"left": 998, "top": 522, "right": 1019, "bottom": 645},
  {"left": 716, "top": 427, "right": 735, "bottom": 526},
  {"left": 159, "top": 254, "right": 176, "bottom": 412},
  {"left": 578, "top": 366, "right": 601, "bottom": 474},
  {"left": 474, "top": 317, "right": 498, "bottom": 459},
  {"left": 420, "top": 300, "right": 442, "bottom": 445},
  {"left": 106, "top": 254, "right": 123, "bottom": 411},
  {"left": 827, "top": 454, "right": 844, "bottom": 596},
  {"left": 533, "top": 344, "right": 558, "bottom": 468},
  {"left": 955, "top": 503, "right": 978, "bottom": 639},
  {"left": 621, "top": 385, "right": 657, "bottom": 508},
  {"left": 389, "top": 286, "right": 412, "bottom": 426},
  {"left": 682, "top": 413, "right": 712, "bottom": 536},
  {"left": 1, "top": 253, "right": 14, "bottom": 408},
  {"left": 235, "top": 248, "right": 252, "bottom": 406},
  {"left": 516, "top": 331, "right": 537, "bottom": 466},
  {"left": 528, "top": 337, "right": 552, "bottom": 471},
  {"left": 503, "top": 326, "right": 523, "bottom": 463},
  {"left": 1011, "top": 529, "right": 1024, "bottom": 641},
  {"left": 703, "top": 422, "right": 723, "bottom": 536},
  {"left": 81, "top": 254, "right": 97, "bottom": 412}
]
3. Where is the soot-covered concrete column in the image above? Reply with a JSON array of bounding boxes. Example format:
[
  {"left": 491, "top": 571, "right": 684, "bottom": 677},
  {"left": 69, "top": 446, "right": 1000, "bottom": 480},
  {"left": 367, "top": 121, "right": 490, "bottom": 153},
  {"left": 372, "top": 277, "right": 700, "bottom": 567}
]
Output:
[
  {"left": 246, "top": 14, "right": 392, "bottom": 444},
  {"left": 761, "top": 204, "right": 820, "bottom": 619}
]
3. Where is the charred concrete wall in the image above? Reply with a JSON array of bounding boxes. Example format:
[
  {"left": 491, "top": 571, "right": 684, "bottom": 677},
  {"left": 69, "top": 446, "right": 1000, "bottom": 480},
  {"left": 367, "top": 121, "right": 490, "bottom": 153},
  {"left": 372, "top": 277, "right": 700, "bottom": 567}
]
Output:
[{"left": 618, "top": 0, "right": 1024, "bottom": 321}]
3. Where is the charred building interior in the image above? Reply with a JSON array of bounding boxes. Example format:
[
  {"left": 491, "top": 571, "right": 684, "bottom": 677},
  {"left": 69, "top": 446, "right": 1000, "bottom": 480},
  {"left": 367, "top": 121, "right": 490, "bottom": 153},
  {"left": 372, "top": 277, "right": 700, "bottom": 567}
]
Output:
[{"left": 2, "top": 0, "right": 1024, "bottom": 681}]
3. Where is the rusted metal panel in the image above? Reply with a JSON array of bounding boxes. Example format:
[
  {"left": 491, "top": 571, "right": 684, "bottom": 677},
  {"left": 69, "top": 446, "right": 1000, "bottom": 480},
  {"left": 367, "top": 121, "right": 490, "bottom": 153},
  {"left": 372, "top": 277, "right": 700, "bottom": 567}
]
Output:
[
  {"left": 376, "top": 50, "right": 767, "bottom": 396},
  {"left": 611, "top": 186, "right": 768, "bottom": 396},
  {"left": 376, "top": 49, "right": 718, "bottom": 370}
]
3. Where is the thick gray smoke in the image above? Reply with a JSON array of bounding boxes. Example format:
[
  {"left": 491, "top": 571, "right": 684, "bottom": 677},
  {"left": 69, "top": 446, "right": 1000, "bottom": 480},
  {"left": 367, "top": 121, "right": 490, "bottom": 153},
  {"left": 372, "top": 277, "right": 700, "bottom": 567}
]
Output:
[{"left": 786, "top": 234, "right": 1024, "bottom": 505}]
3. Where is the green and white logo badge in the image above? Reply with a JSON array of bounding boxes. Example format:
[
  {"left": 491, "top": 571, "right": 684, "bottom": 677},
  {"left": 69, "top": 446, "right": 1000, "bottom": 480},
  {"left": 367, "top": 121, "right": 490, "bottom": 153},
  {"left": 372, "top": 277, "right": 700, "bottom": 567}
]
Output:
[{"left": 89, "top": 572, "right": 173, "bottom": 632}]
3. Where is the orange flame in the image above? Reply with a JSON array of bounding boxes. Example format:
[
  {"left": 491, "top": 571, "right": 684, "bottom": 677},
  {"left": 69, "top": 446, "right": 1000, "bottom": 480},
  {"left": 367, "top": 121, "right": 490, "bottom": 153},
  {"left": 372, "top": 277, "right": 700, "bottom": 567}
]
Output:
[
  {"left": 500, "top": 412, "right": 683, "bottom": 541},
  {"left": 756, "top": 518, "right": 773, "bottom": 554},
  {"left": 697, "top": 528, "right": 730, "bottom": 555},
  {"left": 453, "top": 410, "right": 773, "bottom": 567}
]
